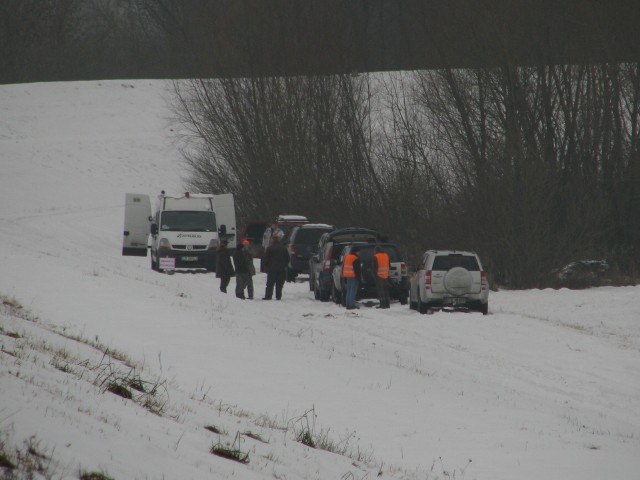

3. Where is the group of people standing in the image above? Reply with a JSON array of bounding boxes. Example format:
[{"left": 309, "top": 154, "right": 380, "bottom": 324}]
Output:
[
  {"left": 340, "top": 245, "right": 391, "bottom": 310},
  {"left": 216, "top": 221, "right": 392, "bottom": 309},
  {"left": 215, "top": 221, "right": 290, "bottom": 301}
]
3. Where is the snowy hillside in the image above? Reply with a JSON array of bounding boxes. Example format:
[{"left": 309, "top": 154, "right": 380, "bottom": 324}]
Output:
[{"left": 1, "top": 81, "right": 639, "bottom": 480}]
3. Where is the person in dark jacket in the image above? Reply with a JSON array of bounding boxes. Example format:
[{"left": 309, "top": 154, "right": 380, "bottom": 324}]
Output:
[
  {"left": 233, "top": 241, "right": 254, "bottom": 299},
  {"left": 215, "top": 240, "right": 235, "bottom": 293},
  {"left": 262, "top": 235, "right": 290, "bottom": 300}
]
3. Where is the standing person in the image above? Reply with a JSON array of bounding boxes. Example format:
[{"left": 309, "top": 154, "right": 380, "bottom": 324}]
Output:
[
  {"left": 342, "top": 247, "right": 361, "bottom": 310},
  {"left": 215, "top": 240, "right": 235, "bottom": 293},
  {"left": 372, "top": 245, "right": 391, "bottom": 308},
  {"left": 233, "top": 242, "right": 253, "bottom": 300},
  {"left": 243, "top": 239, "right": 256, "bottom": 299},
  {"left": 262, "top": 235, "right": 290, "bottom": 300},
  {"left": 261, "top": 221, "right": 285, "bottom": 273}
]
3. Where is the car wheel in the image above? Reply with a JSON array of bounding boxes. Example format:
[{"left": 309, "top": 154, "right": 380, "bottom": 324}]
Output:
[
  {"left": 399, "top": 290, "right": 408, "bottom": 305},
  {"left": 318, "top": 282, "right": 330, "bottom": 302},
  {"left": 331, "top": 283, "right": 341, "bottom": 304},
  {"left": 417, "top": 295, "right": 429, "bottom": 314},
  {"left": 408, "top": 285, "right": 417, "bottom": 310},
  {"left": 480, "top": 302, "right": 488, "bottom": 315}
]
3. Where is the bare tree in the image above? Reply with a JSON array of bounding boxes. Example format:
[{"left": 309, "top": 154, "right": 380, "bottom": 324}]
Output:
[{"left": 171, "top": 74, "right": 381, "bottom": 226}]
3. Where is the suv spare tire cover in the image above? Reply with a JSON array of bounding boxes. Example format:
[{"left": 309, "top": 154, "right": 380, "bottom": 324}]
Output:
[{"left": 444, "top": 267, "right": 472, "bottom": 295}]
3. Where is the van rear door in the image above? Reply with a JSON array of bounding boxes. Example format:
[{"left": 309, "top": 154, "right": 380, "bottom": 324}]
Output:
[
  {"left": 213, "top": 194, "right": 237, "bottom": 247},
  {"left": 122, "top": 193, "right": 151, "bottom": 256}
]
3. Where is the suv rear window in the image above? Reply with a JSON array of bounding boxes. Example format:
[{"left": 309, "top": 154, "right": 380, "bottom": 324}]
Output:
[
  {"left": 432, "top": 254, "right": 480, "bottom": 271},
  {"left": 292, "top": 228, "right": 332, "bottom": 245}
]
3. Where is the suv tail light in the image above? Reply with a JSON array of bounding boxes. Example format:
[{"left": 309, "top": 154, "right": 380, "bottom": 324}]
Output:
[
  {"left": 425, "top": 270, "right": 432, "bottom": 290},
  {"left": 481, "top": 271, "right": 487, "bottom": 290},
  {"left": 323, "top": 246, "right": 333, "bottom": 272}
]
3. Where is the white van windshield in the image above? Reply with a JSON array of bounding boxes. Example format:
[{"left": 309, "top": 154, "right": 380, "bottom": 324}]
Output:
[{"left": 160, "top": 211, "right": 217, "bottom": 232}]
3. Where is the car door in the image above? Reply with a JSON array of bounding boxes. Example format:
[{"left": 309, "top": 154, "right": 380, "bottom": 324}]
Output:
[{"left": 122, "top": 193, "right": 151, "bottom": 257}]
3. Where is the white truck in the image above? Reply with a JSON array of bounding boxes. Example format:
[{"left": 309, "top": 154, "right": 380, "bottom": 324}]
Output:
[{"left": 122, "top": 191, "right": 236, "bottom": 272}]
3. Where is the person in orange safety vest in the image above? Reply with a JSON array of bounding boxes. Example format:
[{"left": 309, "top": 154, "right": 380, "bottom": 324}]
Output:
[
  {"left": 342, "top": 247, "right": 361, "bottom": 310},
  {"left": 372, "top": 245, "right": 391, "bottom": 308}
]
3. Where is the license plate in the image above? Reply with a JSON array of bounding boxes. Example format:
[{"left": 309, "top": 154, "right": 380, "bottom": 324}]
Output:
[{"left": 182, "top": 256, "right": 198, "bottom": 261}]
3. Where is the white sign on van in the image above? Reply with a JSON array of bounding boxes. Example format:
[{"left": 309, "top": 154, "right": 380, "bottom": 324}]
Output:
[{"left": 159, "top": 257, "right": 175, "bottom": 270}]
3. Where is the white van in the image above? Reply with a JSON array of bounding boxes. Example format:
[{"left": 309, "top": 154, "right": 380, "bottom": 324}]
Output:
[{"left": 122, "top": 192, "right": 236, "bottom": 272}]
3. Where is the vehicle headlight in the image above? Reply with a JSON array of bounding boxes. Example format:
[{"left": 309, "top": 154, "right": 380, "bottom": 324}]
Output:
[{"left": 159, "top": 238, "right": 171, "bottom": 250}]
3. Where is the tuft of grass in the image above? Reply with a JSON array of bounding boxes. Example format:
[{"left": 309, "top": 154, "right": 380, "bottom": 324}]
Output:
[
  {"left": 80, "top": 471, "right": 115, "bottom": 480},
  {"left": 127, "top": 376, "right": 146, "bottom": 393},
  {"left": 0, "top": 434, "right": 56, "bottom": 478},
  {"left": 1, "top": 295, "right": 23, "bottom": 311},
  {"left": 107, "top": 381, "right": 133, "bottom": 399},
  {"left": 0, "top": 451, "right": 16, "bottom": 469},
  {"left": 292, "top": 407, "right": 317, "bottom": 448},
  {"left": 211, "top": 432, "right": 249, "bottom": 464},
  {"left": 0, "top": 328, "right": 21, "bottom": 339},
  {"left": 297, "top": 429, "right": 315, "bottom": 448},
  {"left": 94, "top": 354, "right": 168, "bottom": 415},
  {"left": 243, "top": 431, "right": 267, "bottom": 443},
  {"left": 205, "top": 425, "right": 225, "bottom": 435}
]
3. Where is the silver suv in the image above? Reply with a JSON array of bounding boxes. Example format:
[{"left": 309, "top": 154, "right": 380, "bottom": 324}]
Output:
[{"left": 409, "top": 250, "right": 489, "bottom": 314}]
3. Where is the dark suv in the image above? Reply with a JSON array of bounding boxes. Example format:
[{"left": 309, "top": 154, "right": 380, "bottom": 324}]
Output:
[
  {"left": 285, "top": 223, "right": 335, "bottom": 281},
  {"left": 332, "top": 243, "right": 409, "bottom": 305},
  {"left": 309, "top": 228, "right": 378, "bottom": 301}
]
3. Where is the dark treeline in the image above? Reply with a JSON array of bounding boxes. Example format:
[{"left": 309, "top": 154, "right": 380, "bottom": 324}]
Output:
[
  {"left": 174, "top": 66, "right": 640, "bottom": 289},
  {"left": 2, "top": 0, "right": 640, "bottom": 83},
  {"left": 3, "top": 1, "right": 639, "bottom": 288}
]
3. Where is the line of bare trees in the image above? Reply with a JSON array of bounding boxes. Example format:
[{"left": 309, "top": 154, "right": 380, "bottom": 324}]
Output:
[
  {"left": 173, "top": 64, "right": 640, "bottom": 289},
  {"left": 4, "top": 1, "right": 638, "bottom": 288}
]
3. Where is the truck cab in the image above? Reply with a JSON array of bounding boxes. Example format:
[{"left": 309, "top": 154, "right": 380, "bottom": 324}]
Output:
[{"left": 122, "top": 192, "right": 236, "bottom": 272}]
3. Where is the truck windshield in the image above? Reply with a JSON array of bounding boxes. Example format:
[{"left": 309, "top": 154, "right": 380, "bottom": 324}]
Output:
[{"left": 160, "top": 211, "right": 217, "bottom": 232}]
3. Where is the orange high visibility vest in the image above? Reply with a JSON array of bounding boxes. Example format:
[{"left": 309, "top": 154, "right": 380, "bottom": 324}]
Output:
[
  {"left": 342, "top": 253, "right": 357, "bottom": 278},
  {"left": 373, "top": 252, "right": 390, "bottom": 279}
]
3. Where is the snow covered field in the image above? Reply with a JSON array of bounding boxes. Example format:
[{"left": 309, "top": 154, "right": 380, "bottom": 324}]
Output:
[{"left": 1, "top": 80, "right": 639, "bottom": 480}]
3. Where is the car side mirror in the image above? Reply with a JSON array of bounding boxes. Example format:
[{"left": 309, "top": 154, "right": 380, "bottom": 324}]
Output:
[
  {"left": 219, "top": 224, "right": 227, "bottom": 236},
  {"left": 150, "top": 223, "right": 158, "bottom": 235}
]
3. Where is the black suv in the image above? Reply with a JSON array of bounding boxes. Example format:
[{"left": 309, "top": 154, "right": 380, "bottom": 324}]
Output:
[
  {"left": 309, "top": 228, "right": 378, "bottom": 301},
  {"left": 285, "top": 223, "right": 335, "bottom": 281}
]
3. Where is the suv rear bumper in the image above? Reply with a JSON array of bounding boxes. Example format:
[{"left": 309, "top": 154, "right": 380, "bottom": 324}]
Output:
[
  {"left": 356, "top": 278, "right": 408, "bottom": 299},
  {"left": 424, "top": 293, "right": 487, "bottom": 307}
]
